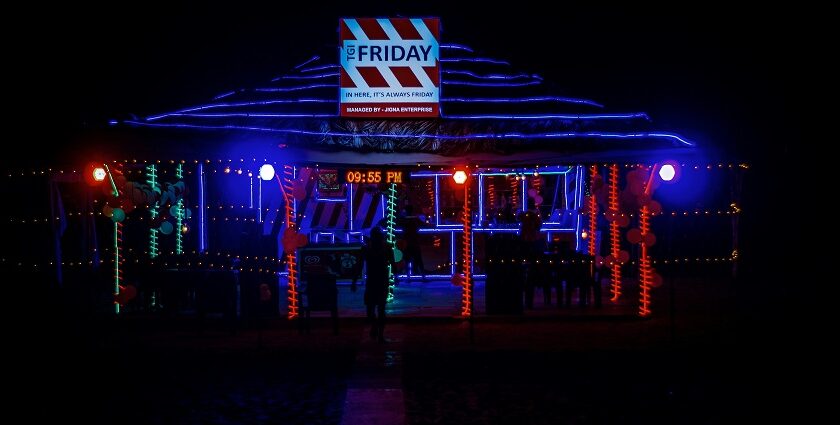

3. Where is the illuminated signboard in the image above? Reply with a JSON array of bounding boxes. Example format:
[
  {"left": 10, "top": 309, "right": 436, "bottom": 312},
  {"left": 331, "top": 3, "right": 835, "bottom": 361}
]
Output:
[
  {"left": 316, "top": 169, "right": 343, "bottom": 199},
  {"left": 339, "top": 18, "right": 440, "bottom": 118},
  {"left": 342, "top": 169, "right": 405, "bottom": 184}
]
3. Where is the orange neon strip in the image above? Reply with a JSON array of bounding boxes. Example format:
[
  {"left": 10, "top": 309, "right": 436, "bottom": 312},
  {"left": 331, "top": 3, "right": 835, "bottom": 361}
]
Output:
[
  {"left": 609, "top": 164, "right": 622, "bottom": 301},
  {"left": 638, "top": 204, "right": 652, "bottom": 317},
  {"left": 461, "top": 182, "right": 472, "bottom": 317},
  {"left": 588, "top": 165, "right": 598, "bottom": 257},
  {"left": 280, "top": 165, "right": 299, "bottom": 319}
]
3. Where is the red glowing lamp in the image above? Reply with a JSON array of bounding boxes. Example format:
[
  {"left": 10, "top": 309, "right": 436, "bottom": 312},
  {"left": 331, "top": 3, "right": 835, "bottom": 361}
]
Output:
[
  {"left": 92, "top": 167, "right": 106, "bottom": 182},
  {"left": 452, "top": 170, "right": 468, "bottom": 185}
]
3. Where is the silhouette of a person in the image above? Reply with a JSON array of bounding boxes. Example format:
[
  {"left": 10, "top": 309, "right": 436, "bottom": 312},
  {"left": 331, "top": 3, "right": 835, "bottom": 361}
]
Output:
[
  {"left": 359, "top": 227, "right": 394, "bottom": 342},
  {"left": 399, "top": 205, "right": 427, "bottom": 281}
]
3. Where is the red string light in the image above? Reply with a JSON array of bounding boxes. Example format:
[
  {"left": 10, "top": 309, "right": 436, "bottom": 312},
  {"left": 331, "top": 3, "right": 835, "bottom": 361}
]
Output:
[
  {"left": 588, "top": 165, "right": 598, "bottom": 257},
  {"left": 608, "top": 164, "right": 622, "bottom": 301},
  {"left": 280, "top": 165, "right": 299, "bottom": 319},
  {"left": 638, "top": 204, "right": 652, "bottom": 317},
  {"left": 461, "top": 181, "right": 472, "bottom": 317}
]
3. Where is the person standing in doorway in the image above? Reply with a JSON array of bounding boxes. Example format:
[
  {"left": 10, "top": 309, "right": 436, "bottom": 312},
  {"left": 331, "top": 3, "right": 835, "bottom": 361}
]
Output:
[
  {"left": 398, "top": 205, "right": 427, "bottom": 281},
  {"left": 360, "top": 227, "right": 394, "bottom": 342},
  {"left": 519, "top": 198, "right": 544, "bottom": 308}
]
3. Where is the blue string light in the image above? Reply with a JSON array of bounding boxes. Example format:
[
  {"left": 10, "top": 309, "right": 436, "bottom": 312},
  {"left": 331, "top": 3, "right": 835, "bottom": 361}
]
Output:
[
  {"left": 443, "top": 69, "right": 540, "bottom": 80},
  {"left": 148, "top": 112, "right": 649, "bottom": 121},
  {"left": 443, "top": 80, "right": 541, "bottom": 87},
  {"left": 442, "top": 96, "right": 603, "bottom": 108},
  {"left": 254, "top": 84, "right": 338, "bottom": 92},
  {"left": 293, "top": 55, "right": 320, "bottom": 69},
  {"left": 278, "top": 73, "right": 339, "bottom": 80},
  {"left": 298, "top": 64, "right": 340, "bottom": 73},
  {"left": 213, "top": 91, "right": 236, "bottom": 100},
  {"left": 124, "top": 121, "right": 694, "bottom": 146},
  {"left": 440, "top": 57, "right": 510, "bottom": 65},
  {"left": 142, "top": 96, "right": 606, "bottom": 121},
  {"left": 145, "top": 99, "right": 340, "bottom": 121},
  {"left": 152, "top": 113, "right": 337, "bottom": 120},
  {"left": 442, "top": 113, "right": 650, "bottom": 120},
  {"left": 441, "top": 43, "right": 474, "bottom": 52}
]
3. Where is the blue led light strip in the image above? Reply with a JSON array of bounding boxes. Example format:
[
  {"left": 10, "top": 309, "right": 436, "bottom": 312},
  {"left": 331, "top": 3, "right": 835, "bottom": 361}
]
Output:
[
  {"left": 153, "top": 112, "right": 648, "bottom": 121},
  {"left": 441, "top": 43, "right": 474, "bottom": 52},
  {"left": 478, "top": 174, "right": 484, "bottom": 227},
  {"left": 279, "top": 72, "right": 339, "bottom": 80},
  {"left": 159, "top": 113, "right": 337, "bottom": 119},
  {"left": 270, "top": 55, "right": 322, "bottom": 81},
  {"left": 298, "top": 64, "right": 340, "bottom": 73},
  {"left": 442, "top": 96, "right": 603, "bottom": 108},
  {"left": 441, "top": 57, "right": 510, "bottom": 65},
  {"left": 124, "top": 122, "right": 695, "bottom": 146},
  {"left": 293, "top": 55, "right": 320, "bottom": 70},
  {"left": 442, "top": 70, "right": 540, "bottom": 80},
  {"left": 254, "top": 84, "right": 338, "bottom": 92},
  {"left": 213, "top": 91, "right": 236, "bottom": 100},
  {"left": 198, "top": 163, "right": 206, "bottom": 253},
  {"left": 143, "top": 96, "right": 605, "bottom": 121},
  {"left": 146, "top": 99, "right": 339, "bottom": 121},
  {"left": 443, "top": 80, "right": 541, "bottom": 87},
  {"left": 442, "top": 113, "right": 650, "bottom": 120}
]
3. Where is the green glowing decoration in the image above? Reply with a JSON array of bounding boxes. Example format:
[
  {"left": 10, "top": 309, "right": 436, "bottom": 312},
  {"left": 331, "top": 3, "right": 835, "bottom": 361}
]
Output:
[
  {"left": 175, "top": 164, "right": 184, "bottom": 255},
  {"left": 385, "top": 183, "right": 397, "bottom": 302},
  {"left": 146, "top": 164, "right": 159, "bottom": 258}
]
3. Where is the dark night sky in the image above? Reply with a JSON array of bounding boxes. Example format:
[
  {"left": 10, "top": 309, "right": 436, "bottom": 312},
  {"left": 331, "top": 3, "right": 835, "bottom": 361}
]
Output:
[{"left": 10, "top": 2, "right": 795, "bottom": 165}]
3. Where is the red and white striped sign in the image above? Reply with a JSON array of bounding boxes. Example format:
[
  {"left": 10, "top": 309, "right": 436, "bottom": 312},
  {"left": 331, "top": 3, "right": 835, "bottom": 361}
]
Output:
[{"left": 339, "top": 18, "right": 440, "bottom": 118}]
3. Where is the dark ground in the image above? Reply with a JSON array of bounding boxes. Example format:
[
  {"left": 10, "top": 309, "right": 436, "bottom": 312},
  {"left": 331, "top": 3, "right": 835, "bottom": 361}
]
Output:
[{"left": 14, "top": 272, "right": 793, "bottom": 424}]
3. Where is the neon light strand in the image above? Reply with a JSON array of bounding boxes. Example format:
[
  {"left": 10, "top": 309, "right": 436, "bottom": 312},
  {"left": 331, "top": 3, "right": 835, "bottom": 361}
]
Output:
[
  {"left": 279, "top": 167, "right": 299, "bottom": 319},
  {"left": 154, "top": 112, "right": 650, "bottom": 121},
  {"left": 440, "top": 57, "right": 510, "bottom": 65},
  {"left": 146, "top": 164, "right": 159, "bottom": 258},
  {"left": 125, "top": 122, "right": 694, "bottom": 146},
  {"left": 278, "top": 72, "right": 339, "bottom": 80},
  {"left": 442, "top": 79, "right": 541, "bottom": 87},
  {"left": 385, "top": 183, "right": 397, "bottom": 302},
  {"left": 146, "top": 99, "right": 340, "bottom": 120},
  {"left": 588, "top": 165, "right": 599, "bottom": 256},
  {"left": 254, "top": 84, "right": 338, "bottom": 92},
  {"left": 608, "top": 164, "right": 622, "bottom": 301},
  {"left": 161, "top": 113, "right": 337, "bottom": 119},
  {"left": 442, "top": 69, "right": 539, "bottom": 80},
  {"left": 461, "top": 182, "right": 473, "bottom": 317},
  {"left": 298, "top": 64, "right": 339, "bottom": 73},
  {"left": 198, "top": 163, "right": 206, "bottom": 252},
  {"left": 114, "top": 221, "right": 123, "bottom": 314},
  {"left": 510, "top": 177, "right": 520, "bottom": 211},
  {"left": 441, "top": 43, "right": 474, "bottom": 52},
  {"left": 293, "top": 55, "right": 320, "bottom": 70},
  {"left": 213, "top": 91, "right": 236, "bottom": 100},
  {"left": 442, "top": 113, "right": 650, "bottom": 120},
  {"left": 175, "top": 199, "right": 184, "bottom": 255},
  {"left": 442, "top": 96, "right": 602, "bottom": 107},
  {"left": 487, "top": 181, "right": 496, "bottom": 215},
  {"left": 175, "top": 164, "right": 184, "bottom": 255},
  {"left": 638, "top": 204, "right": 653, "bottom": 316}
]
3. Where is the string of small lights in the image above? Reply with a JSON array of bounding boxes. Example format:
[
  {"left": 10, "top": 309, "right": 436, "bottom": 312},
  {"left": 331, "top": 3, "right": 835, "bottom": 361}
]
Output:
[
  {"left": 4, "top": 203, "right": 744, "bottom": 229},
  {"left": 4, "top": 162, "right": 750, "bottom": 179}
]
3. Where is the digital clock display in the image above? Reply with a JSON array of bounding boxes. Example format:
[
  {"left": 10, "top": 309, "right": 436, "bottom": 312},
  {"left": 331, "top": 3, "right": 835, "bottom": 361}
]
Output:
[{"left": 343, "top": 169, "right": 405, "bottom": 184}]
